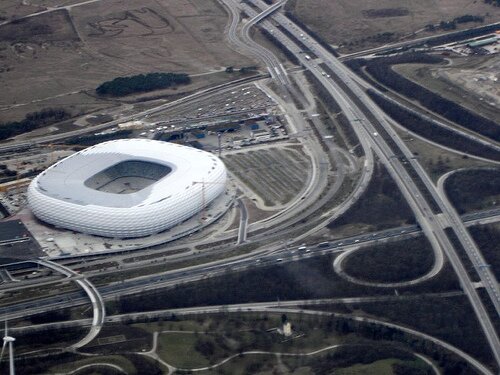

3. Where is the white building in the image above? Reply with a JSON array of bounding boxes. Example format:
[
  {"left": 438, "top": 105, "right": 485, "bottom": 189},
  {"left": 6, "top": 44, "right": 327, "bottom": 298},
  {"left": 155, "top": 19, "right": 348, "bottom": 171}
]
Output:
[{"left": 28, "top": 139, "right": 226, "bottom": 238}]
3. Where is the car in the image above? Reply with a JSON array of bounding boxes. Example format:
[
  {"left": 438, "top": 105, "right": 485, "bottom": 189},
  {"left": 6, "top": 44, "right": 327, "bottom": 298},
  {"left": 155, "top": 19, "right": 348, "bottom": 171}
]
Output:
[
  {"left": 305, "top": 249, "right": 311, "bottom": 253},
  {"left": 354, "top": 239, "right": 360, "bottom": 243},
  {"left": 276, "top": 258, "right": 283, "bottom": 262},
  {"left": 298, "top": 246, "right": 307, "bottom": 251}
]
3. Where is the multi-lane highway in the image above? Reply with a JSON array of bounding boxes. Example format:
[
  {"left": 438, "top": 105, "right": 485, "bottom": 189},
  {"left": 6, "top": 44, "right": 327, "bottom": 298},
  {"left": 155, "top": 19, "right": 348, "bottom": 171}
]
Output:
[
  {"left": 220, "top": 0, "right": 289, "bottom": 86},
  {"left": 2, "top": 204, "right": 499, "bottom": 322},
  {"left": 1, "top": 1, "right": 499, "bottom": 371},
  {"left": 236, "top": 0, "right": 500, "bottom": 366}
]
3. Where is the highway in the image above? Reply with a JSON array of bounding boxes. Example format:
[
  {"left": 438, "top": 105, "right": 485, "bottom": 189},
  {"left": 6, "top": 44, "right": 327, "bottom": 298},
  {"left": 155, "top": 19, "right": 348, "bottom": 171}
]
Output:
[
  {"left": 239, "top": 0, "right": 500, "bottom": 365},
  {"left": 352, "top": 76, "right": 500, "bottom": 157},
  {"left": 2, "top": 204, "right": 499, "bottom": 321},
  {"left": 219, "top": 0, "right": 289, "bottom": 86},
  {"left": 2, "top": 1, "right": 499, "bottom": 370},
  {"left": 0, "top": 226, "right": 435, "bottom": 321},
  {"left": 216, "top": 0, "right": 376, "bottom": 253}
]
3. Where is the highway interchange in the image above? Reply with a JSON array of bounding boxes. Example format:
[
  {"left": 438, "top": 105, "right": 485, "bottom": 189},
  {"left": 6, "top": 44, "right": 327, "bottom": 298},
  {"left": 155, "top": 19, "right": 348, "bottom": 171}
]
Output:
[
  {"left": 0, "top": 0, "right": 499, "bottom": 372},
  {"left": 230, "top": 0, "right": 500, "bottom": 365}
]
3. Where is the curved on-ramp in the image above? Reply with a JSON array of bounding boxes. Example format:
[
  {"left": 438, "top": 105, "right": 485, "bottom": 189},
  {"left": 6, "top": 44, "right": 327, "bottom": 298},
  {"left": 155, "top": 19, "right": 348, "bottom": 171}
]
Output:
[
  {"left": 36, "top": 260, "right": 105, "bottom": 349},
  {"left": 332, "top": 242, "right": 445, "bottom": 288}
]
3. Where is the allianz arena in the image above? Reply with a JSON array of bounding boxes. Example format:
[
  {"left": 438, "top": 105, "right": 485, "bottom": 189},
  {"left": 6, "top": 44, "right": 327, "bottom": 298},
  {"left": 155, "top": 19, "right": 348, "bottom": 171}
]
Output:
[{"left": 28, "top": 139, "right": 227, "bottom": 238}]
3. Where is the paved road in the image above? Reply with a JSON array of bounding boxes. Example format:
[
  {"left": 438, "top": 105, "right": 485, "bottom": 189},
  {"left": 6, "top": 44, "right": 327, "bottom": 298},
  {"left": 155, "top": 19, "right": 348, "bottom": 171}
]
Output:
[
  {"left": 36, "top": 260, "right": 105, "bottom": 350},
  {"left": 219, "top": 0, "right": 288, "bottom": 86},
  {"left": 352, "top": 75, "right": 500, "bottom": 157},
  {"left": 236, "top": 198, "right": 248, "bottom": 244},
  {"left": 2, "top": 206, "right": 499, "bottom": 322},
  {"left": 242, "top": 0, "right": 500, "bottom": 365}
]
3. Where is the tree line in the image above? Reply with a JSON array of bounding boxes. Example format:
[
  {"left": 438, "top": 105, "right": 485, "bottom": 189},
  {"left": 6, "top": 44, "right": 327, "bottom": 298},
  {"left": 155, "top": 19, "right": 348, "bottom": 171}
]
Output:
[
  {"left": 363, "top": 55, "right": 500, "bottom": 142},
  {"left": 0, "top": 108, "right": 70, "bottom": 141},
  {"left": 96, "top": 72, "right": 191, "bottom": 97},
  {"left": 367, "top": 89, "right": 500, "bottom": 162},
  {"left": 470, "top": 224, "right": 500, "bottom": 280},
  {"left": 357, "top": 295, "right": 497, "bottom": 372},
  {"left": 426, "top": 14, "right": 484, "bottom": 32},
  {"left": 484, "top": 0, "right": 500, "bottom": 6},
  {"left": 328, "top": 163, "right": 416, "bottom": 231}
]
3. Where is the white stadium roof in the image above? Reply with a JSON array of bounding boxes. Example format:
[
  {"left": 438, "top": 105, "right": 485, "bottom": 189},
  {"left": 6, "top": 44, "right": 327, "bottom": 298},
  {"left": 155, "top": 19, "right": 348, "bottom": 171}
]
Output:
[{"left": 28, "top": 139, "right": 227, "bottom": 238}]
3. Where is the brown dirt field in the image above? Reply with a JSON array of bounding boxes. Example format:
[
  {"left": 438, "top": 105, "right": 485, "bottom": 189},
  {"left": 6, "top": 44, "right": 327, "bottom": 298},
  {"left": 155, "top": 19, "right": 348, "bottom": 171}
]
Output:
[
  {"left": 0, "top": 0, "right": 255, "bottom": 122},
  {"left": 287, "top": 0, "right": 500, "bottom": 52}
]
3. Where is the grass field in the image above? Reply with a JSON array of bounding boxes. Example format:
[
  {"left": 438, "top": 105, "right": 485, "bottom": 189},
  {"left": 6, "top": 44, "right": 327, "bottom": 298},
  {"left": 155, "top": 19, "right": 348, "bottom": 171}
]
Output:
[
  {"left": 157, "top": 332, "right": 211, "bottom": 368},
  {"left": 286, "top": 0, "right": 500, "bottom": 52},
  {"left": 392, "top": 56, "right": 500, "bottom": 124},
  {"left": 15, "top": 312, "right": 439, "bottom": 374},
  {"left": 223, "top": 146, "right": 311, "bottom": 207},
  {"left": 393, "top": 125, "right": 493, "bottom": 182},
  {"left": 335, "top": 358, "right": 419, "bottom": 375},
  {"left": 0, "top": 0, "right": 254, "bottom": 121}
]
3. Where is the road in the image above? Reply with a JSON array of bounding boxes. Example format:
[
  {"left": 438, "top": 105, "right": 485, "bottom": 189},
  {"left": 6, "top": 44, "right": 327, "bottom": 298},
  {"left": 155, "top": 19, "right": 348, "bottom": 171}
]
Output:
[
  {"left": 236, "top": 198, "right": 248, "bottom": 244},
  {"left": 219, "top": 0, "right": 288, "bottom": 86},
  {"left": 240, "top": 0, "right": 500, "bottom": 366},
  {"left": 352, "top": 75, "right": 500, "bottom": 158},
  {"left": 217, "top": 0, "right": 376, "bottom": 251},
  {"left": 35, "top": 260, "right": 105, "bottom": 350},
  {"left": 3, "top": 204, "right": 499, "bottom": 322},
  {"left": 2, "top": 1, "right": 499, "bottom": 369},
  {"left": 111, "top": 302, "right": 493, "bottom": 375}
]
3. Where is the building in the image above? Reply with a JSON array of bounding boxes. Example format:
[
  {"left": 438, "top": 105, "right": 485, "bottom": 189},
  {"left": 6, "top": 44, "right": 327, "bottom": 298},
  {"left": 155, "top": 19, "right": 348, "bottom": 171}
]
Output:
[
  {"left": 28, "top": 139, "right": 227, "bottom": 238},
  {"left": 468, "top": 36, "right": 498, "bottom": 48}
]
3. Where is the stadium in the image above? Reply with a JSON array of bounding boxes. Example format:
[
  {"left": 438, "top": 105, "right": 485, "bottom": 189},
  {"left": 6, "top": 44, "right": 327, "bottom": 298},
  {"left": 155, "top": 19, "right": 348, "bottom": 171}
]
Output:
[{"left": 27, "top": 139, "right": 227, "bottom": 238}]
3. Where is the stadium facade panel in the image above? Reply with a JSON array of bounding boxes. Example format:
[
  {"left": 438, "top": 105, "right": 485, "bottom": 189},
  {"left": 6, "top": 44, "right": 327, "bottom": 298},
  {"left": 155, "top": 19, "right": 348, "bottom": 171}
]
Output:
[{"left": 28, "top": 139, "right": 226, "bottom": 238}]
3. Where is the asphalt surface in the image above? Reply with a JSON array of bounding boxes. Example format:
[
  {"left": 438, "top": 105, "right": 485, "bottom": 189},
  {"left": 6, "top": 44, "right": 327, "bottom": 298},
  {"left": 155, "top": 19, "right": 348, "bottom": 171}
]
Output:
[
  {"left": 241, "top": 0, "right": 500, "bottom": 365},
  {"left": 1, "top": 2, "right": 499, "bottom": 369}
]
